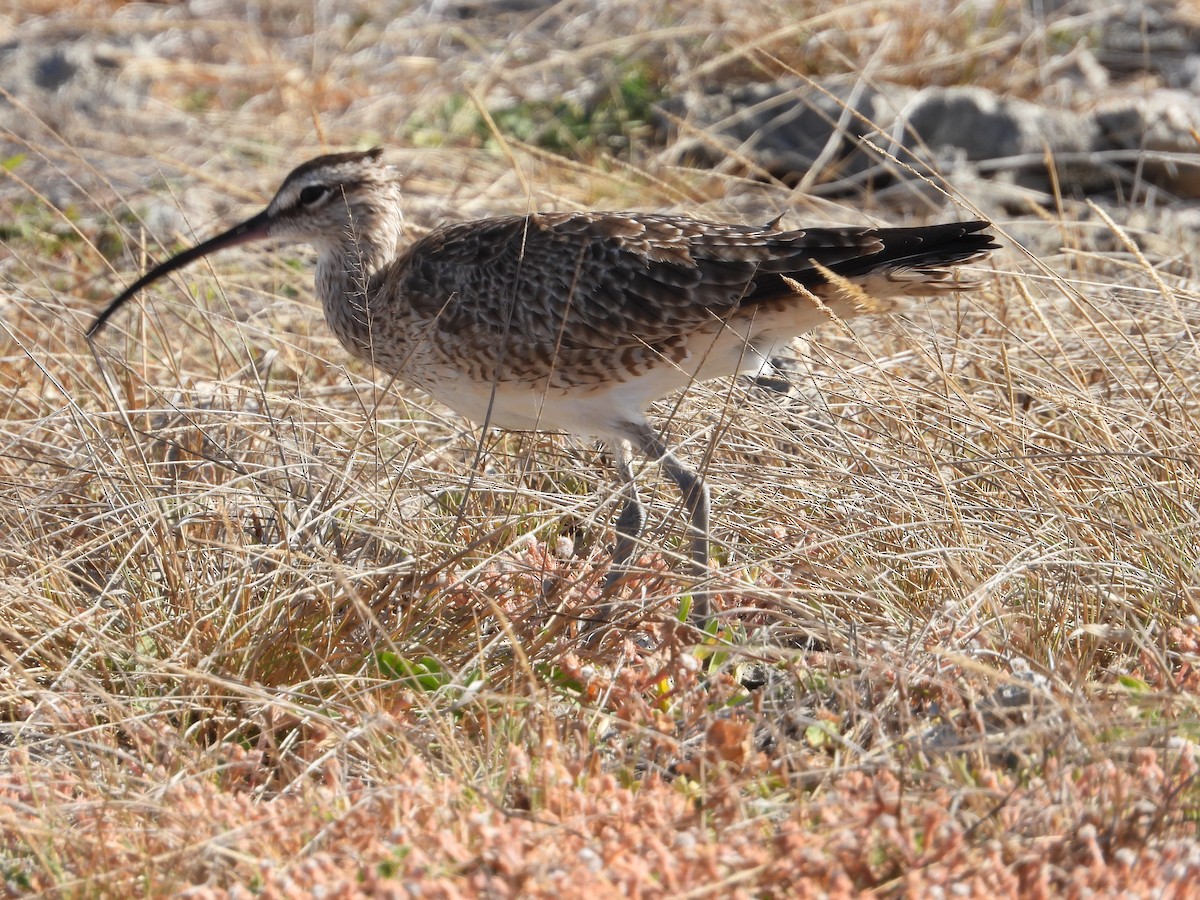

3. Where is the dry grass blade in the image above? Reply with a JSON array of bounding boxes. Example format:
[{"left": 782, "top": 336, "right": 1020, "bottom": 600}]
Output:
[{"left": 0, "top": 0, "right": 1198, "bottom": 896}]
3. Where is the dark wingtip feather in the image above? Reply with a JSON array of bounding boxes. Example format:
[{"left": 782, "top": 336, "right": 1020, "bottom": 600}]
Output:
[{"left": 862, "top": 221, "right": 1000, "bottom": 272}]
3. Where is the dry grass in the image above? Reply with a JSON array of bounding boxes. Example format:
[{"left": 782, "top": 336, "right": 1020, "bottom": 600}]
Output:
[{"left": 1, "top": 0, "right": 1199, "bottom": 896}]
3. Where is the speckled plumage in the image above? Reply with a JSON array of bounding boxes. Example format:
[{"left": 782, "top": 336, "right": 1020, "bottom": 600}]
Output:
[{"left": 89, "top": 148, "right": 999, "bottom": 632}]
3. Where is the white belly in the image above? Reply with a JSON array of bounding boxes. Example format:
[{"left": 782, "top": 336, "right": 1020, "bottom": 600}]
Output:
[{"left": 411, "top": 320, "right": 802, "bottom": 443}]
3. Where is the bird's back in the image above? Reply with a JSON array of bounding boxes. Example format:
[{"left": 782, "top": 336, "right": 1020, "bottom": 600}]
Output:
[{"left": 365, "top": 212, "right": 995, "bottom": 390}]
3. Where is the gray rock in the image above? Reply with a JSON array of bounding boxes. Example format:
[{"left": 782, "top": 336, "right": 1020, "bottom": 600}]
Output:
[
  {"left": 32, "top": 48, "right": 79, "bottom": 91},
  {"left": 0, "top": 28, "right": 188, "bottom": 208},
  {"left": 657, "top": 79, "right": 1148, "bottom": 207},
  {"left": 0, "top": 38, "right": 145, "bottom": 126},
  {"left": 429, "top": 0, "right": 561, "bottom": 16},
  {"left": 656, "top": 79, "right": 888, "bottom": 192},
  {"left": 1095, "top": 0, "right": 1200, "bottom": 82},
  {"left": 1095, "top": 89, "right": 1200, "bottom": 197},
  {"left": 892, "top": 86, "right": 1111, "bottom": 195}
]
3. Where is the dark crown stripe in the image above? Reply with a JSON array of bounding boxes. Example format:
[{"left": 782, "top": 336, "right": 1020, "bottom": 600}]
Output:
[{"left": 287, "top": 148, "right": 383, "bottom": 182}]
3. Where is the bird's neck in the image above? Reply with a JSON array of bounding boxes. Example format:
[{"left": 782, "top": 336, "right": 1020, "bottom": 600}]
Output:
[{"left": 314, "top": 214, "right": 403, "bottom": 359}]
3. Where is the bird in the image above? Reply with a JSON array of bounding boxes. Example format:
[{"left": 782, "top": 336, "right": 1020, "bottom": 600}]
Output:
[{"left": 88, "top": 147, "right": 998, "bottom": 632}]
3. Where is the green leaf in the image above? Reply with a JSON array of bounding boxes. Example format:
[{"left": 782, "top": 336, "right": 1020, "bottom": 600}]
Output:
[
  {"left": 1118, "top": 674, "right": 1152, "bottom": 693},
  {"left": 677, "top": 593, "right": 692, "bottom": 623},
  {"left": 376, "top": 652, "right": 449, "bottom": 692},
  {"left": 805, "top": 723, "right": 831, "bottom": 748},
  {"left": 545, "top": 666, "right": 584, "bottom": 694}
]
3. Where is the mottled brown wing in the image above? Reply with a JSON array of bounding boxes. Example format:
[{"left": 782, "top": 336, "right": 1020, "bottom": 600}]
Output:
[{"left": 390, "top": 211, "right": 882, "bottom": 352}]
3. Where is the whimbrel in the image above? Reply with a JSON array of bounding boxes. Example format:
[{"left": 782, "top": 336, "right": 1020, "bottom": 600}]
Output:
[{"left": 89, "top": 148, "right": 997, "bottom": 631}]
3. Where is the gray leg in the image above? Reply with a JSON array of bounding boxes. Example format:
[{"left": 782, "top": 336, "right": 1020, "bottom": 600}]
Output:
[
  {"left": 606, "top": 440, "right": 646, "bottom": 583},
  {"left": 593, "top": 440, "right": 645, "bottom": 626},
  {"left": 588, "top": 424, "right": 715, "bottom": 636},
  {"left": 628, "top": 422, "right": 713, "bottom": 628}
]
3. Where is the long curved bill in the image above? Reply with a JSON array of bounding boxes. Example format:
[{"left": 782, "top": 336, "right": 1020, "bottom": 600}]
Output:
[{"left": 86, "top": 208, "right": 273, "bottom": 339}]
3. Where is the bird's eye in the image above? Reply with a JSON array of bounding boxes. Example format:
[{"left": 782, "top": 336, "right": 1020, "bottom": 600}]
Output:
[{"left": 298, "top": 185, "right": 328, "bottom": 206}]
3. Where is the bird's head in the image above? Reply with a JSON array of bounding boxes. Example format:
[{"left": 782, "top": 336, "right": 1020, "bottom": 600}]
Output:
[{"left": 87, "top": 147, "right": 400, "bottom": 338}]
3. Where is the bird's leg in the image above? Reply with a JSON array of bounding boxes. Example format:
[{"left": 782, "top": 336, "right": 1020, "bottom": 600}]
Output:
[
  {"left": 607, "top": 440, "right": 647, "bottom": 582},
  {"left": 594, "top": 440, "right": 646, "bottom": 626},
  {"left": 630, "top": 422, "right": 713, "bottom": 629}
]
